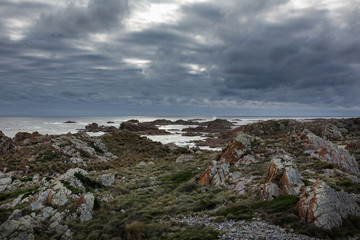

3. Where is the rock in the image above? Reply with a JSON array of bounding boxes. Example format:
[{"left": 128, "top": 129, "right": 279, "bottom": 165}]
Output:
[
  {"left": 300, "top": 130, "right": 360, "bottom": 175},
  {"left": 49, "top": 182, "right": 72, "bottom": 206},
  {"left": 261, "top": 156, "right": 304, "bottom": 200},
  {"left": 345, "top": 140, "right": 360, "bottom": 153},
  {"left": 199, "top": 160, "right": 230, "bottom": 186},
  {"left": 0, "top": 217, "right": 34, "bottom": 240},
  {"left": 322, "top": 124, "right": 344, "bottom": 141},
  {"left": 59, "top": 168, "right": 88, "bottom": 191},
  {"left": 77, "top": 193, "right": 95, "bottom": 222},
  {"left": 176, "top": 154, "right": 194, "bottom": 163},
  {"left": 0, "top": 131, "right": 13, "bottom": 153},
  {"left": 220, "top": 132, "right": 261, "bottom": 163},
  {"left": 136, "top": 161, "right": 146, "bottom": 167},
  {"left": 120, "top": 121, "right": 169, "bottom": 135},
  {"left": 0, "top": 172, "right": 13, "bottom": 192},
  {"left": 64, "top": 121, "right": 76, "bottom": 123},
  {"left": 99, "top": 173, "right": 115, "bottom": 186},
  {"left": 297, "top": 180, "right": 360, "bottom": 229}
]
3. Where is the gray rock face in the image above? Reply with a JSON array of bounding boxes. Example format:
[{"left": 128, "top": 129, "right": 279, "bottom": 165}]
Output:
[
  {"left": 78, "top": 193, "right": 95, "bottom": 222},
  {"left": 99, "top": 173, "right": 115, "bottom": 186},
  {"left": 0, "top": 217, "right": 34, "bottom": 240},
  {"left": 301, "top": 130, "right": 360, "bottom": 175},
  {"left": 297, "top": 180, "right": 360, "bottom": 229},
  {"left": 261, "top": 156, "right": 304, "bottom": 200},
  {"left": 0, "top": 131, "right": 12, "bottom": 154},
  {"left": 0, "top": 173, "right": 13, "bottom": 192},
  {"left": 322, "top": 124, "right": 344, "bottom": 141},
  {"left": 59, "top": 168, "right": 88, "bottom": 191}
]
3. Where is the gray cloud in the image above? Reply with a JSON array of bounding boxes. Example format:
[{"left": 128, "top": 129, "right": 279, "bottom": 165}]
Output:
[{"left": 0, "top": 0, "right": 359, "bottom": 116}]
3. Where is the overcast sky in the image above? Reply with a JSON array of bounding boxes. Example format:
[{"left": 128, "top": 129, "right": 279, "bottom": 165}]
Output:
[{"left": 1, "top": 0, "right": 359, "bottom": 116}]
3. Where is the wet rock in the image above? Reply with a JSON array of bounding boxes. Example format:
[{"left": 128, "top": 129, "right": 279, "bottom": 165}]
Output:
[
  {"left": 0, "top": 217, "right": 34, "bottom": 240},
  {"left": 300, "top": 130, "right": 360, "bottom": 175},
  {"left": 99, "top": 173, "right": 115, "bottom": 186},
  {"left": 120, "top": 121, "right": 169, "bottom": 135},
  {"left": 297, "top": 180, "right": 360, "bottom": 229},
  {"left": 261, "top": 155, "right": 304, "bottom": 200}
]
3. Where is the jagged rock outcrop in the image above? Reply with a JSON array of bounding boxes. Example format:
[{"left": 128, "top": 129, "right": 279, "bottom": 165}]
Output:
[
  {"left": 198, "top": 160, "right": 230, "bottom": 186},
  {"left": 261, "top": 156, "right": 304, "bottom": 200},
  {"left": 220, "top": 131, "right": 262, "bottom": 163},
  {"left": 300, "top": 130, "right": 359, "bottom": 175},
  {"left": 297, "top": 180, "right": 360, "bottom": 229}
]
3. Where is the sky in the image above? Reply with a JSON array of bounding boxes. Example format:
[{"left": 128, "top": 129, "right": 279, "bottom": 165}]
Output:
[{"left": 0, "top": 0, "right": 359, "bottom": 117}]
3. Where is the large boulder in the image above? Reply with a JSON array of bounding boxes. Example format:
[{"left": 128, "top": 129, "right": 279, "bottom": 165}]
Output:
[
  {"left": 300, "top": 130, "right": 360, "bottom": 175},
  {"left": 261, "top": 156, "right": 304, "bottom": 200},
  {"left": 297, "top": 180, "right": 360, "bottom": 229}
]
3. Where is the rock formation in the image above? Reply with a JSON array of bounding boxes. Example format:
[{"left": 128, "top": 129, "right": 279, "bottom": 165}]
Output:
[
  {"left": 297, "top": 180, "right": 360, "bottom": 229},
  {"left": 261, "top": 156, "right": 304, "bottom": 200},
  {"left": 300, "top": 130, "right": 360, "bottom": 175}
]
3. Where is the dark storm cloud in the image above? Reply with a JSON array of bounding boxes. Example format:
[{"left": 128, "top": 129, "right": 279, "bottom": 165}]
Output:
[{"left": 0, "top": 0, "right": 359, "bottom": 116}]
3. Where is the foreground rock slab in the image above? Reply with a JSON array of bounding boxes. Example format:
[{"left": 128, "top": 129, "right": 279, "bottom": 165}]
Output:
[{"left": 297, "top": 180, "right": 360, "bottom": 229}]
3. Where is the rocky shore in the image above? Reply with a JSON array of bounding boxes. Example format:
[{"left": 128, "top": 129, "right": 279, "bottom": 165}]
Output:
[{"left": 0, "top": 117, "right": 360, "bottom": 239}]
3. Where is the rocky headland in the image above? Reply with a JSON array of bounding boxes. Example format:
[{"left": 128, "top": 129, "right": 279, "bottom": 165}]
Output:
[{"left": 0, "top": 117, "right": 360, "bottom": 239}]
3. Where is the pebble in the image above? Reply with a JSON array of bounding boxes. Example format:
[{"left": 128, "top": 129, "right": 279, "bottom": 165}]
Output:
[{"left": 171, "top": 216, "right": 320, "bottom": 240}]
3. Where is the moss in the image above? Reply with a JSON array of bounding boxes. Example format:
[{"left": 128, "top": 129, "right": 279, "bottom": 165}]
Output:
[
  {"left": 301, "top": 178, "right": 313, "bottom": 187},
  {"left": 20, "top": 176, "right": 33, "bottom": 182},
  {"left": 61, "top": 180, "right": 84, "bottom": 194},
  {"left": 36, "top": 151, "right": 60, "bottom": 162},
  {"left": 74, "top": 173, "right": 103, "bottom": 191}
]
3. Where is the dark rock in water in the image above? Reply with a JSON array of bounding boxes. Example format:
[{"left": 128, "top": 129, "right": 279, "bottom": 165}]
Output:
[
  {"left": 120, "top": 121, "right": 170, "bottom": 135},
  {"left": 85, "top": 123, "right": 118, "bottom": 133},
  {"left": 64, "top": 121, "right": 76, "bottom": 123},
  {"left": 106, "top": 121, "right": 114, "bottom": 124}
]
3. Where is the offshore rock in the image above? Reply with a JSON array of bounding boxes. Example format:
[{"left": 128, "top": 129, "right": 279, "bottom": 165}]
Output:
[
  {"left": 297, "top": 180, "right": 360, "bottom": 229},
  {"left": 261, "top": 156, "right": 304, "bottom": 200},
  {"left": 300, "top": 130, "right": 360, "bottom": 175}
]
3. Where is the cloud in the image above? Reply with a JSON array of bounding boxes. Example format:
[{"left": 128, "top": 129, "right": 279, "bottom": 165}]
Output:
[{"left": 0, "top": 0, "right": 359, "bottom": 116}]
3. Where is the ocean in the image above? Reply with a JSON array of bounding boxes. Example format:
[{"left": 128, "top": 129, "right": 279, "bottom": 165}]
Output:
[{"left": 0, "top": 116, "right": 337, "bottom": 149}]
